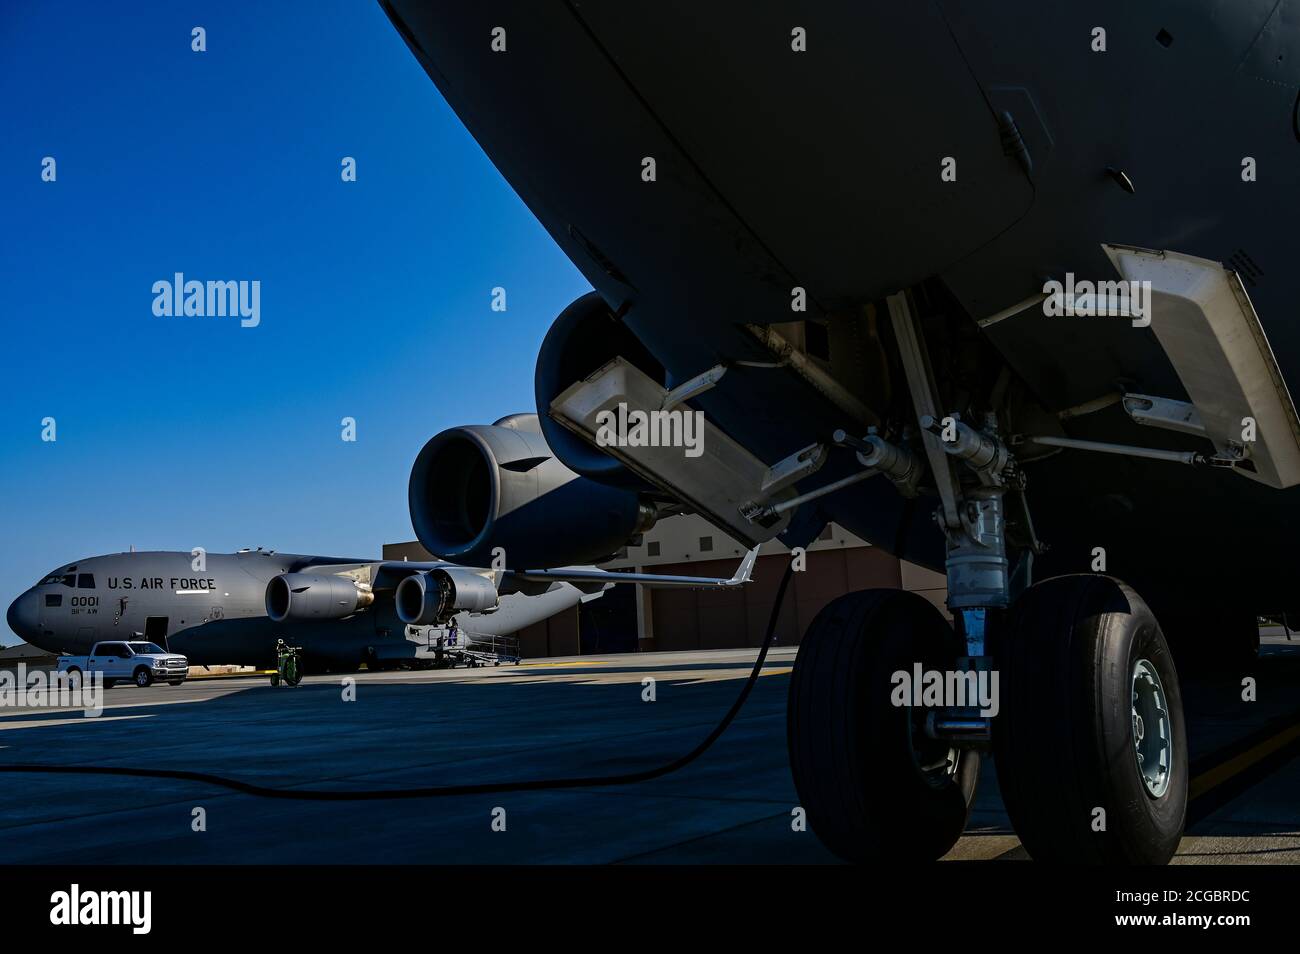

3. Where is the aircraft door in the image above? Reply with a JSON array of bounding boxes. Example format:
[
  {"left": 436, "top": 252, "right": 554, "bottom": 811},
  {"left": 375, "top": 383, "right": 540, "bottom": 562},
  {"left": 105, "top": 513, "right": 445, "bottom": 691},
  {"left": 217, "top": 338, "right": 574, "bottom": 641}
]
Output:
[{"left": 144, "top": 616, "right": 170, "bottom": 650}]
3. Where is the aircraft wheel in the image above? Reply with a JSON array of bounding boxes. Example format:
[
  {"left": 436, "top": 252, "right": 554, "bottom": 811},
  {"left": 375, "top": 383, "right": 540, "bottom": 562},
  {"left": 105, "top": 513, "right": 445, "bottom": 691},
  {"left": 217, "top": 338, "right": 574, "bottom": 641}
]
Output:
[
  {"left": 993, "top": 574, "right": 1187, "bottom": 864},
  {"left": 788, "top": 589, "right": 979, "bottom": 863},
  {"left": 133, "top": 667, "right": 153, "bottom": 688}
]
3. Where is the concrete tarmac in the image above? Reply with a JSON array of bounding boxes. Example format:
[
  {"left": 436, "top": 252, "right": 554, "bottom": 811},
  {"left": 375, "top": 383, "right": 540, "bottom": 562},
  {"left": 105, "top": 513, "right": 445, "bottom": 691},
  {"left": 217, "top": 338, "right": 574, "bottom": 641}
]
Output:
[{"left": 0, "top": 639, "right": 1295, "bottom": 864}]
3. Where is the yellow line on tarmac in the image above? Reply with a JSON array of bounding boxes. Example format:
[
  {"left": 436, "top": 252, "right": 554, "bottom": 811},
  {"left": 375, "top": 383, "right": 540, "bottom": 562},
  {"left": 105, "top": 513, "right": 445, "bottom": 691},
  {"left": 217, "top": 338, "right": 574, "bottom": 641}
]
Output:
[
  {"left": 1189, "top": 722, "right": 1300, "bottom": 800},
  {"left": 519, "top": 661, "right": 613, "bottom": 668}
]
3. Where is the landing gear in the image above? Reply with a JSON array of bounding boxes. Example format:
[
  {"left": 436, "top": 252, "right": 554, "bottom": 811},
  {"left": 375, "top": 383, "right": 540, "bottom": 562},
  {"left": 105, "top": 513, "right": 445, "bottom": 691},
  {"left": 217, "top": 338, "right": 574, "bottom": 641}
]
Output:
[
  {"left": 993, "top": 575, "right": 1187, "bottom": 863},
  {"left": 788, "top": 590, "right": 980, "bottom": 862},
  {"left": 784, "top": 289, "right": 1189, "bottom": 864}
]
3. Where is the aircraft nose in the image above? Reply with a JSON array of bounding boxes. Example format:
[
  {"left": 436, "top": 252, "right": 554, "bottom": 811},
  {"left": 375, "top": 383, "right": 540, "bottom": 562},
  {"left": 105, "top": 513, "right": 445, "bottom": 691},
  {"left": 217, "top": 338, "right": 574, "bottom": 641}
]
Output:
[{"left": 6, "top": 591, "right": 39, "bottom": 642}]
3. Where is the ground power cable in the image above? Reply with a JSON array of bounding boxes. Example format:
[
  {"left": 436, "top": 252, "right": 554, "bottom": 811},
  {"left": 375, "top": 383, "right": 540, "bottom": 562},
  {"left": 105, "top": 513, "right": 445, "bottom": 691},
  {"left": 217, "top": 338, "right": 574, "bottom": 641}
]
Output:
[{"left": 0, "top": 565, "right": 795, "bottom": 800}]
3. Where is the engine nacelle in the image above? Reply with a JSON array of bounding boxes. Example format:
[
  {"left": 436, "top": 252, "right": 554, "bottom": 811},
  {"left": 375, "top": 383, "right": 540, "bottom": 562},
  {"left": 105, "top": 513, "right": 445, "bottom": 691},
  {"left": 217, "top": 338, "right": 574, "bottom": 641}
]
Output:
[
  {"left": 265, "top": 573, "right": 374, "bottom": 622},
  {"left": 409, "top": 412, "right": 655, "bottom": 568},
  {"left": 534, "top": 291, "right": 662, "bottom": 490},
  {"left": 395, "top": 567, "right": 498, "bottom": 626}
]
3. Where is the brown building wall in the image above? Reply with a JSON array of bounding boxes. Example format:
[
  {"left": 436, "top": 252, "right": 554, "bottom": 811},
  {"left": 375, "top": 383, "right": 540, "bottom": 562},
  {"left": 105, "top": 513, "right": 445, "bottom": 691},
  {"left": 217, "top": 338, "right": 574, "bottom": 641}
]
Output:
[
  {"left": 381, "top": 536, "right": 929, "bottom": 658},
  {"left": 647, "top": 547, "right": 902, "bottom": 651},
  {"left": 513, "top": 608, "right": 581, "bottom": 659}
]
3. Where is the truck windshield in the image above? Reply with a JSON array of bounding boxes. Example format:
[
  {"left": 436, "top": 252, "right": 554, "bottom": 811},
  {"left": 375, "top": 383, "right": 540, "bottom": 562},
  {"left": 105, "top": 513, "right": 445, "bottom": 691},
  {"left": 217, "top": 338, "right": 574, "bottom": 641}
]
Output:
[{"left": 127, "top": 642, "right": 166, "bottom": 655}]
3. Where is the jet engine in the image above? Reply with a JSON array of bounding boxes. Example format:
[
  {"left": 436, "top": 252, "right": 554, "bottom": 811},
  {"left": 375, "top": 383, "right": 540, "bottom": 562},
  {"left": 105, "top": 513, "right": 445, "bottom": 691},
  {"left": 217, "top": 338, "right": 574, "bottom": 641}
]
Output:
[
  {"left": 265, "top": 573, "right": 374, "bottom": 622},
  {"left": 395, "top": 567, "right": 498, "bottom": 626},
  {"left": 408, "top": 412, "right": 656, "bottom": 568},
  {"left": 534, "top": 291, "right": 662, "bottom": 489}
]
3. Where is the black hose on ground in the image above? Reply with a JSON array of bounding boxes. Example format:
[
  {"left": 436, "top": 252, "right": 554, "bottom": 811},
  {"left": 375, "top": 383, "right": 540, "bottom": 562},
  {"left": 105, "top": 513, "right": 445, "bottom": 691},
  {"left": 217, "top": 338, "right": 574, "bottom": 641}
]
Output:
[{"left": 0, "top": 564, "right": 795, "bottom": 800}]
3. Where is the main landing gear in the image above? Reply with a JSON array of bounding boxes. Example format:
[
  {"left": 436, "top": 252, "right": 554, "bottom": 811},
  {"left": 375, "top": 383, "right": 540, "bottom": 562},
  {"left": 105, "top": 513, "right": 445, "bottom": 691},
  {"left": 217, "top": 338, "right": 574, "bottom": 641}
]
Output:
[
  {"left": 787, "top": 291, "right": 1188, "bottom": 864},
  {"left": 994, "top": 575, "right": 1186, "bottom": 863},
  {"left": 788, "top": 589, "right": 980, "bottom": 862}
]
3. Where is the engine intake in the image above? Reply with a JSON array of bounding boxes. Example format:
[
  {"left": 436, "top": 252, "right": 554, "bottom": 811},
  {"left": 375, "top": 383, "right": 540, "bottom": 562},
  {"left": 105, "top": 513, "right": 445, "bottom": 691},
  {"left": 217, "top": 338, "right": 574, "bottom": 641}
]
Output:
[
  {"left": 534, "top": 292, "right": 662, "bottom": 489},
  {"left": 395, "top": 567, "right": 499, "bottom": 626},
  {"left": 409, "top": 413, "right": 655, "bottom": 568},
  {"left": 265, "top": 573, "right": 373, "bottom": 622}
]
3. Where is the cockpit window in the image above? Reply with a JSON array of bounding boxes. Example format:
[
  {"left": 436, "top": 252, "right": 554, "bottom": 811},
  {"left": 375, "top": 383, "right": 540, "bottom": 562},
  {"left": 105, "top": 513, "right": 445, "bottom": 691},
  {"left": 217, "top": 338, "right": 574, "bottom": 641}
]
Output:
[
  {"left": 37, "top": 574, "right": 75, "bottom": 587},
  {"left": 44, "top": 594, "right": 62, "bottom": 608},
  {"left": 77, "top": 573, "right": 95, "bottom": 589}
]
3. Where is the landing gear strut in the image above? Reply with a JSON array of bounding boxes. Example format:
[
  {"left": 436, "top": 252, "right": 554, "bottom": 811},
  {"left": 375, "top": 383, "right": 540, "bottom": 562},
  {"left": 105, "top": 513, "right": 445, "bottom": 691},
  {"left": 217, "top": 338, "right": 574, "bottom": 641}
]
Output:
[{"left": 786, "top": 290, "right": 1189, "bottom": 863}]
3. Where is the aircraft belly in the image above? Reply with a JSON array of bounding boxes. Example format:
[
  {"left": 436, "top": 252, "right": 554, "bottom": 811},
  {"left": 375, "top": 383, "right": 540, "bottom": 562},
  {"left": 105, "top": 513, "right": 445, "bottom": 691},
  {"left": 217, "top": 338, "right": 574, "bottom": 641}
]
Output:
[
  {"left": 573, "top": 0, "right": 1034, "bottom": 306},
  {"left": 388, "top": 1, "right": 1030, "bottom": 328}
]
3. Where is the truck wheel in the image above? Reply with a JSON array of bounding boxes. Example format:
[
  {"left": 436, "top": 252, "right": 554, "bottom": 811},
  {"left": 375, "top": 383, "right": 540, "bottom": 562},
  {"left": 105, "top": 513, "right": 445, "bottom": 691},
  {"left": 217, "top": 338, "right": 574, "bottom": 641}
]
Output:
[
  {"left": 133, "top": 667, "right": 154, "bottom": 688},
  {"left": 788, "top": 589, "right": 980, "bottom": 863},
  {"left": 993, "top": 574, "right": 1188, "bottom": 864},
  {"left": 102, "top": 679, "right": 116, "bottom": 690}
]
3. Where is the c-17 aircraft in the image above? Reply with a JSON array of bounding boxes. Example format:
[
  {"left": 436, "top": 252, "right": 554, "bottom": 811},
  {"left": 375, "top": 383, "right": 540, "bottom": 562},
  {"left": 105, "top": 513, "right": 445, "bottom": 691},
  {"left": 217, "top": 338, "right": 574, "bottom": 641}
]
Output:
[
  {"left": 6, "top": 545, "right": 757, "bottom": 673},
  {"left": 378, "top": 1, "right": 1300, "bottom": 864}
]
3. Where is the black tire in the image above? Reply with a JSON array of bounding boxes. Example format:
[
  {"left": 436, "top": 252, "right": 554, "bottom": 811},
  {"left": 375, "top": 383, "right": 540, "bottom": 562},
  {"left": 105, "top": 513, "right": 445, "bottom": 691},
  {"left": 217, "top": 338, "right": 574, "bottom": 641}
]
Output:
[
  {"left": 993, "top": 574, "right": 1187, "bottom": 864},
  {"left": 102, "top": 679, "right": 116, "bottom": 690},
  {"left": 788, "top": 589, "right": 980, "bottom": 863},
  {"left": 270, "top": 674, "right": 280, "bottom": 687},
  {"left": 133, "top": 667, "right": 153, "bottom": 688}
]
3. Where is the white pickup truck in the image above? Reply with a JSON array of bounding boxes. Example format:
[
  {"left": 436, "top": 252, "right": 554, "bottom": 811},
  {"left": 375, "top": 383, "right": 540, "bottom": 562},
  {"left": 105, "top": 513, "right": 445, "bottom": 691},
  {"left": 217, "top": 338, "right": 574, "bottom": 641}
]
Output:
[{"left": 58, "top": 640, "right": 189, "bottom": 689}]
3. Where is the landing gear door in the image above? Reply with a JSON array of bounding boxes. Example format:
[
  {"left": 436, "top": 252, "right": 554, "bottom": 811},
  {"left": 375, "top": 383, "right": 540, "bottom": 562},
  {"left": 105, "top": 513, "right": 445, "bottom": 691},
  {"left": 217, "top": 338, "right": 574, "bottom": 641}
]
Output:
[
  {"left": 1105, "top": 245, "right": 1300, "bottom": 488},
  {"left": 549, "top": 357, "right": 796, "bottom": 547}
]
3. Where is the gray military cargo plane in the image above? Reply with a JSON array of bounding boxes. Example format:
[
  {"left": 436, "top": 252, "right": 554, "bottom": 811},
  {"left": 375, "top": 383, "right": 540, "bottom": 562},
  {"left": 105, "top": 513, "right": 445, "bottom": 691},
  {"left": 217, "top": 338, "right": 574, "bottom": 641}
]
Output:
[
  {"left": 378, "top": 1, "right": 1300, "bottom": 864},
  {"left": 7, "top": 545, "right": 757, "bottom": 672}
]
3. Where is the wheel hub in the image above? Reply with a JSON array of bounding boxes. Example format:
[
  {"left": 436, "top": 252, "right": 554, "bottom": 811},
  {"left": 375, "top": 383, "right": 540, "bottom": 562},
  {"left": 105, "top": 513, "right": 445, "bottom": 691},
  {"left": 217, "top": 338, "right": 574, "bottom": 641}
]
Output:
[{"left": 1131, "top": 658, "right": 1173, "bottom": 798}]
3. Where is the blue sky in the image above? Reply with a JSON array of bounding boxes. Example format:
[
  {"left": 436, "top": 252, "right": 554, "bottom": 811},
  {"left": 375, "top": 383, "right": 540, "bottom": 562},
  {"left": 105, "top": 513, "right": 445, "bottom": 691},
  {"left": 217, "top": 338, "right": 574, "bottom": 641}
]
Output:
[{"left": 0, "top": 1, "right": 591, "bottom": 643}]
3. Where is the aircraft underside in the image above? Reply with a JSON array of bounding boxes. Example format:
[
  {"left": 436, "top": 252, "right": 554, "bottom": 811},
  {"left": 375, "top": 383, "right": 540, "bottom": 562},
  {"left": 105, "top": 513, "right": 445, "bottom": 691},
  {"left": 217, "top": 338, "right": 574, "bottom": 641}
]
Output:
[{"left": 382, "top": 0, "right": 1300, "bottom": 863}]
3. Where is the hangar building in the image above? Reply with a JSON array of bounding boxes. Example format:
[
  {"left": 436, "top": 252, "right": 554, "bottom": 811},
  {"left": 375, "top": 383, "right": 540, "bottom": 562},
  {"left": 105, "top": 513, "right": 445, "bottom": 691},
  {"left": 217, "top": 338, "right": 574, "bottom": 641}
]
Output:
[{"left": 384, "top": 515, "right": 948, "bottom": 660}]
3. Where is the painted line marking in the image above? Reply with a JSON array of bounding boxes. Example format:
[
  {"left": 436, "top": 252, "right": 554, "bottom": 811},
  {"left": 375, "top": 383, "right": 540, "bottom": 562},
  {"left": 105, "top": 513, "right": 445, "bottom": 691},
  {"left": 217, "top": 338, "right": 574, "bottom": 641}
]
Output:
[
  {"left": 0, "top": 714, "right": 154, "bottom": 730},
  {"left": 1189, "top": 722, "right": 1300, "bottom": 801}
]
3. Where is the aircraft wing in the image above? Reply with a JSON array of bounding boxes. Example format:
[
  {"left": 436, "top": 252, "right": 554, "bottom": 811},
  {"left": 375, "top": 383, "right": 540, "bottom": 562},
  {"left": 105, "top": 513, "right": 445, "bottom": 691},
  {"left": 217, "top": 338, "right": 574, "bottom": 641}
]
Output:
[
  {"left": 504, "top": 547, "right": 759, "bottom": 589},
  {"left": 309, "top": 548, "right": 758, "bottom": 593}
]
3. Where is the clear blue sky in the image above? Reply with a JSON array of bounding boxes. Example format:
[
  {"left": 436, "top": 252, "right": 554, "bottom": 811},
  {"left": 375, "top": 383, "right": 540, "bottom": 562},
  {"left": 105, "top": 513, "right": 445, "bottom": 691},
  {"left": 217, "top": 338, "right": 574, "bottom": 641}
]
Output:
[{"left": 0, "top": 1, "right": 591, "bottom": 644}]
